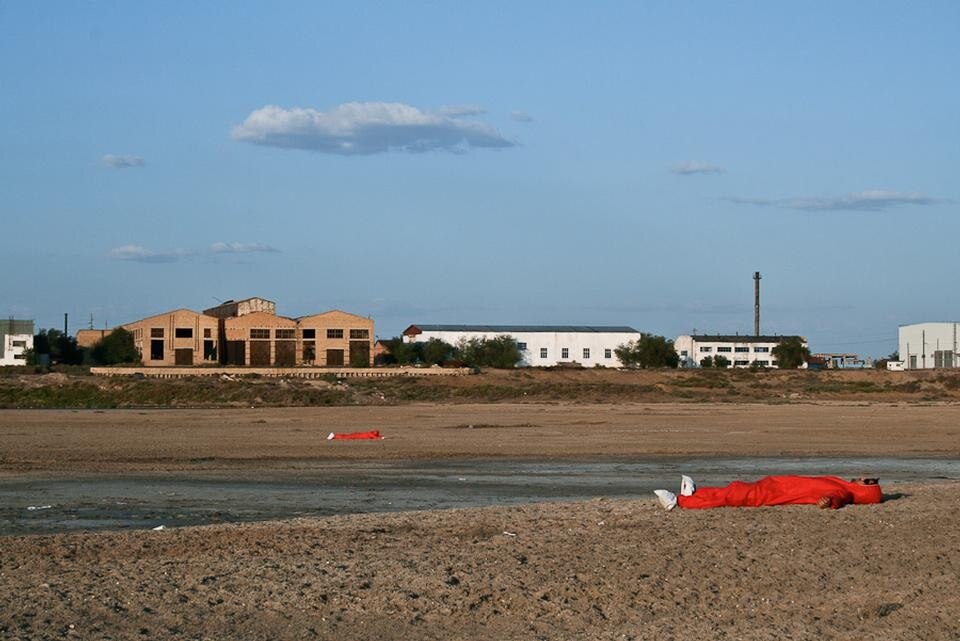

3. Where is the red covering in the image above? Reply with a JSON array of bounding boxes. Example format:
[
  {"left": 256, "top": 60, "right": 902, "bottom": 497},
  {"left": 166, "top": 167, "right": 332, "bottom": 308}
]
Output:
[
  {"left": 329, "top": 430, "right": 383, "bottom": 440},
  {"left": 677, "top": 475, "right": 882, "bottom": 510}
]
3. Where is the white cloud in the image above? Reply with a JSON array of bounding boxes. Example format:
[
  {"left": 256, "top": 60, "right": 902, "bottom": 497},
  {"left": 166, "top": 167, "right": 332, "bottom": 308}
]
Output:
[
  {"left": 511, "top": 110, "right": 533, "bottom": 122},
  {"left": 437, "top": 104, "right": 486, "bottom": 117},
  {"left": 103, "top": 154, "right": 145, "bottom": 169},
  {"left": 211, "top": 241, "right": 280, "bottom": 254},
  {"left": 727, "top": 190, "right": 943, "bottom": 212},
  {"left": 232, "top": 102, "right": 516, "bottom": 155},
  {"left": 671, "top": 161, "right": 724, "bottom": 175},
  {"left": 107, "top": 245, "right": 192, "bottom": 263}
]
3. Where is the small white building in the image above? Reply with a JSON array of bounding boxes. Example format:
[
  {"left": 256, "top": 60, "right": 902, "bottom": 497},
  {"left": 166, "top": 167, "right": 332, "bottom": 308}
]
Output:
[
  {"left": 898, "top": 322, "right": 960, "bottom": 369},
  {"left": 673, "top": 334, "right": 807, "bottom": 368},
  {"left": 402, "top": 324, "right": 642, "bottom": 367},
  {"left": 0, "top": 319, "right": 34, "bottom": 366}
]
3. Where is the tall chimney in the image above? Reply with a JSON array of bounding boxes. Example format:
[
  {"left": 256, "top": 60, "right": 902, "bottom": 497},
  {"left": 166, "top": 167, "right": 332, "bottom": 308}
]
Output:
[
  {"left": 753, "top": 271, "right": 761, "bottom": 336},
  {"left": 64, "top": 312, "right": 69, "bottom": 337}
]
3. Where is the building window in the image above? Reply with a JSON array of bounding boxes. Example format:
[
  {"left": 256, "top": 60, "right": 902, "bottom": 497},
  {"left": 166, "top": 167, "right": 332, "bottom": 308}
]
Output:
[
  {"left": 151, "top": 328, "right": 164, "bottom": 338},
  {"left": 605, "top": 349, "right": 612, "bottom": 358},
  {"left": 303, "top": 342, "right": 316, "bottom": 362},
  {"left": 302, "top": 329, "right": 316, "bottom": 339},
  {"left": 203, "top": 328, "right": 212, "bottom": 338},
  {"left": 561, "top": 348, "right": 569, "bottom": 359},
  {"left": 755, "top": 360, "right": 769, "bottom": 366},
  {"left": 14, "top": 353, "right": 25, "bottom": 360},
  {"left": 250, "top": 329, "right": 270, "bottom": 339},
  {"left": 754, "top": 346, "right": 769, "bottom": 353},
  {"left": 734, "top": 346, "right": 749, "bottom": 353},
  {"left": 327, "top": 329, "right": 344, "bottom": 339},
  {"left": 150, "top": 340, "right": 164, "bottom": 360},
  {"left": 12, "top": 340, "right": 26, "bottom": 348},
  {"left": 350, "top": 329, "right": 370, "bottom": 339},
  {"left": 734, "top": 360, "right": 749, "bottom": 366},
  {"left": 771, "top": 360, "right": 779, "bottom": 366},
  {"left": 717, "top": 346, "right": 732, "bottom": 353},
  {"left": 276, "top": 329, "right": 295, "bottom": 339},
  {"left": 700, "top": 346, "right": 712, "bottom": 353},
  {"left": 175, "top": 328, "right": 193, "bottom": 339},
  {"left": 680, "top": 350, "right": 688, "bottom": 356},
  {"left": 540, "top": 348, "right": 548, "bottom": 359},
  {"left": 517, "top": 342, "right": 527, "bottom": 351},
  {"left": 583, "top": 348, "right": 590, "bottom": 359}
]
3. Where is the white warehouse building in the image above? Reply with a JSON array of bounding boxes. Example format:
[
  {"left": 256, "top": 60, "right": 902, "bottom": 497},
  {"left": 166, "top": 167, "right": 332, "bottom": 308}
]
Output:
[
  {"left": 1, "top": 319, "right": 34, "bottom": 366},
  {"left": 898, "top": 322, "right": 960, "bottom": 369},
  {"left": 674, "top": 334, "right": 807, "bottom": 369},
  {"left": 402, "top": 324, "right": 642, "bottom": 367}
]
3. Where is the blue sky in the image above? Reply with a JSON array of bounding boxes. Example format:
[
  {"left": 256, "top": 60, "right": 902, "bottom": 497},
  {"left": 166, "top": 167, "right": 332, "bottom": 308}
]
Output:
[{"left": 2, "top": 2, "right": 957, "bottom": 356}]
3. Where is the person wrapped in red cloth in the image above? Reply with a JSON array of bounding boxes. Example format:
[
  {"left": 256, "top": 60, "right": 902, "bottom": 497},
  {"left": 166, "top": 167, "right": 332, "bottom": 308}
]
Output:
[
  {"left": 327, "top": 430, "right": 383, "bottom": 440},
  {"left": 654, "top": 475, "right": 882, "bottom": 511}
]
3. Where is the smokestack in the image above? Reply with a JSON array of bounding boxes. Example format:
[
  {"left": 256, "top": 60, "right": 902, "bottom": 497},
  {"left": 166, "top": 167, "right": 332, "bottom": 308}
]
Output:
[
  {"left": 64, "top": 312, "right": 69, "bottom": 336},
  {"left": 753, "top": 271, "right": 761, "bottom": 336}
]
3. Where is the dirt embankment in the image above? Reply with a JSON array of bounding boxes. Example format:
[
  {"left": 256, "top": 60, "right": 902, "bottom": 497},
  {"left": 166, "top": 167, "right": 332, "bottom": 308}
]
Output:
[{"left": 2, "top": 367, "right": 960, "bottom": 408}]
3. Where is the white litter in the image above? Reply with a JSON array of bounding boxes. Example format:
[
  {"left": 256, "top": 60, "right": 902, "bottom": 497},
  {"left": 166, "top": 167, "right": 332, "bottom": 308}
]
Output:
[
  {"left": 152, "top": 525, "right": 166, "bottom": 531},
  {"left": 26, "top": 505, "right": 52, "bottom": 511},
  {"left": 502, "top": 531, "right": 517, "bottom": 537}
]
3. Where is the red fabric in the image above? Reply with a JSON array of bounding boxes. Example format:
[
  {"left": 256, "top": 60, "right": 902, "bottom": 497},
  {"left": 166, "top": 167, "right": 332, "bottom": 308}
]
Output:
[
  {"left": 677, "top": 475, "right": 882, "bottom": 510},
  {"left": 330, "top": 430, "right": 383, "bottom": 440}
]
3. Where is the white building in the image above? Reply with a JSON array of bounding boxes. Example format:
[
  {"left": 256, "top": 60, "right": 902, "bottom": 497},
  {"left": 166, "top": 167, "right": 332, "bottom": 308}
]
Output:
[
  {"left": 402, "top": 324, "right": 642, "bottom": 367},
  {"left": 673, "top": 334, "right": 807, "bottom": 368},
  {"left": 898, "top": 322, "right": 960, "bottom": 369},
  {"left": 1, "top": 319, "right": 34, "bottom": 366}
]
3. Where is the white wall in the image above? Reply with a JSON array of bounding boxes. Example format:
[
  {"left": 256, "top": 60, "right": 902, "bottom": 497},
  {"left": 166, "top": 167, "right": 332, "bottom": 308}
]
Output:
[
  {"left": 674, "top": 335, "right": 802, "bottom": 368},
  {"left": 406, "top": 330, "right": 641, "bottom": 367},
  {"left": 1, "top": 333, "right": 33, "bottom": 366},
  {"left": 898, "top": 322, "right": 960, "bottom": 369}
]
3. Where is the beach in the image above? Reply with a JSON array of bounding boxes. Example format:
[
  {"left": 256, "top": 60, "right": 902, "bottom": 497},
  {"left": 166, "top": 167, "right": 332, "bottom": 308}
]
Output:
[{"left": 1, "top": 402, "right": 959, "bottom": 639}]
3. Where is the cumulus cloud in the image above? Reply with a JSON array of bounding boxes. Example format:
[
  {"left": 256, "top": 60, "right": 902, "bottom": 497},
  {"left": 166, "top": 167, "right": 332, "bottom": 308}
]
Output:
[
  {"left": 107, "top": 245, "right": 192, "bottom": 263},
  {"left": 511, "top": 110, "right": 533, "bottom": 122},
  {"left": 726, "top": 190, "right": 943, "bottom": 212},
  {"left": 671, "top": 161, "right": 724, "bottom": 175},
  {"left": 103, "top": 154, "right": 145, "bottom": 169},
  {"left": 210, "top": 241, "right": 280, "bottom": 254},
  {"left": 231, "top": 101, "right": 516, "bottom": 155}
]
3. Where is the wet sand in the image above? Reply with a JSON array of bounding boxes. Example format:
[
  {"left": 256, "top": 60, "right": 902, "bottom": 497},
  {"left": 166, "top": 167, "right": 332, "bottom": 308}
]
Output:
[{"left": 2, "top": 403, "right": 959, "bottom": 639}]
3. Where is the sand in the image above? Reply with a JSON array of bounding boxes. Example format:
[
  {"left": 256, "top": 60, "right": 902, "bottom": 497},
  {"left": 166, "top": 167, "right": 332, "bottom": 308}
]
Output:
[{"left": 1, "top": 403, "right": 959, "bottom": 640}]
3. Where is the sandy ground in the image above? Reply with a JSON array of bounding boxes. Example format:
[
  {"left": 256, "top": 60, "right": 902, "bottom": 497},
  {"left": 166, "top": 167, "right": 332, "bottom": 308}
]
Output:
[
  {"left": 1, "top": 403, "right": 959, "bottom": 640},
  {"left": 1, "top": 403, "right": 959, "bottom": 473}
]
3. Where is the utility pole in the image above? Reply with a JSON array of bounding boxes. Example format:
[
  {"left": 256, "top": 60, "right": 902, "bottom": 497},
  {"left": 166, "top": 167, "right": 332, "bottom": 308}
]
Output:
[{"left": 754, "top": 271, "right": 761, "bottom": 337}]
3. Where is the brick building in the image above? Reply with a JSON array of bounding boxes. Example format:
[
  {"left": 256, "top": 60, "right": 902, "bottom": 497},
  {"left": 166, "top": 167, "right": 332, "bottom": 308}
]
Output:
[{"left": 78, "top": 297, "right": 374, "bottom": 368}]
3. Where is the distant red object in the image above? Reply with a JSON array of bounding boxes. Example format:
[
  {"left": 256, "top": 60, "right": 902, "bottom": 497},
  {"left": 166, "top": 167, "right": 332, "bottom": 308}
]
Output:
[{"left": 327, "top": 430, "right": 383, "bottom": 440}]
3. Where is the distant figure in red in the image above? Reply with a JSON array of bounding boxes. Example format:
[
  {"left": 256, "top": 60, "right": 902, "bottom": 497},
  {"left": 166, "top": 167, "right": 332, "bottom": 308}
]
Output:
[
  {"left": 654, "top": 475, "right": 881, "bottom": 511},
  {"left": 327, "top": 430, "right": 383, "bottom": 440}
]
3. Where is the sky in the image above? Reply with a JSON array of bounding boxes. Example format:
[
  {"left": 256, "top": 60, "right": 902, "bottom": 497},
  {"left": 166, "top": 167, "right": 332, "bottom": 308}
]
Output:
[{"left": 2, "top": 2, "right": 957, "bottom": 357}]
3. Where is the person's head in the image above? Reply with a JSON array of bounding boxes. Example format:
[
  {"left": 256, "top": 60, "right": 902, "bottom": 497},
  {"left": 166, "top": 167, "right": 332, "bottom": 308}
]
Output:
[{"left": 849, "top": 476, "right": 882, "bottom": 503}]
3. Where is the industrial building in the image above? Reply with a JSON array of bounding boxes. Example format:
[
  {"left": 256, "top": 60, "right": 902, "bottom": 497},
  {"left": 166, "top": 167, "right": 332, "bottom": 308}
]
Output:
[
  {"left": 402, "top": 324, "right": 642, "bottom": 367},
  {"left": 1, "top": 319, "right": 34, "bottom": 366},
  {"left": 78, "top": 297, "right": 374, "bottom": 368},
  {"left": 898, "top": 322, "right": 960, "bottom": 369},
  {"left": 673, "top": 334, "right": 807, "bottom": 368}
]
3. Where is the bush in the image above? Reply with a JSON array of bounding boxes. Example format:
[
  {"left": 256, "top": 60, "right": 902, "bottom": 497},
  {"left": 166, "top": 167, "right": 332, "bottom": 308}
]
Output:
[
  {"left": 91, "top": 328, "right": 141, "bottom": 365},
  {"left": 456, "top": 335, "right": 521, "bottom": 368},
  {"left": 616, "top": 334, "right": 680, "bottom": 368}
]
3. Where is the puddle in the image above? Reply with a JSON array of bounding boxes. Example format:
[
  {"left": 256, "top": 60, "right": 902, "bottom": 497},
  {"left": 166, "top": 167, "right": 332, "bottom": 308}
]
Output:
[{"left": 1, "top": 457, "right": 956, "bottom": 536}]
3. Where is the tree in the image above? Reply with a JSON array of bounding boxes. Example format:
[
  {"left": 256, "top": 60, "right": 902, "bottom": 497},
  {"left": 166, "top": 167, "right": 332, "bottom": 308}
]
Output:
[
  {"left": 91, "top": 328, "right": 141, "bottom": 365},
  {"left": 456, "top": 335, "right": 521, "bottom": 368},
  {"left": 713, "top": 354, "right": 730, "bottom": 368},
  {"left": 772, "top": 337, "right": 810, "bottom": 369},
  {"left": 32, "top": 328, "right": 83, "bottom": 365},
  {"left": 699, "top": 356, "right": 714, "bottom": 368},
  {"left": 420, "top": 338, "right": 456, "bottom": 365},
  {"left": 615, "top": 334, "right": 680, "bottom": 369}
]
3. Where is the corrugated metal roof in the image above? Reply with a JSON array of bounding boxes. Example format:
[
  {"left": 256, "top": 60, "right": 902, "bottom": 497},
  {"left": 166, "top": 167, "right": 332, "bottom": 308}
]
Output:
[
  {"left": 407, "top": 324, "right": 640, "bottom": 334},
  {"left": 689, "top": 335, "right": 805, "bottom": 343}
]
